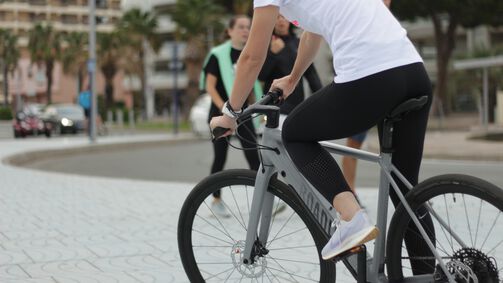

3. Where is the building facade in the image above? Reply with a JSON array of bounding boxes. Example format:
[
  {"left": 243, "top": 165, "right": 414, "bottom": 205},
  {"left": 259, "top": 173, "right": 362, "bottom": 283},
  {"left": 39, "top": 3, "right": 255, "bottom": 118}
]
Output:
[{"left": 0, "top": 0, "right": 127, "bottom": 109}]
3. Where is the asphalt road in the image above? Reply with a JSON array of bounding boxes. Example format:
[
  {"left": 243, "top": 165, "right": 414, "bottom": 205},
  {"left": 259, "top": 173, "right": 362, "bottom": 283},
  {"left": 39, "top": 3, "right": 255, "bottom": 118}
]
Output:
[{"left": 25, "top": 138, "right": 503, "bottom": 189}]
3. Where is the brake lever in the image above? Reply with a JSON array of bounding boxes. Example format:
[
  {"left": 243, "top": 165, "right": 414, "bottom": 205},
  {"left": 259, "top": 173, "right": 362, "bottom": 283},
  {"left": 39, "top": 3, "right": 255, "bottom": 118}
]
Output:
[{"left": 211, "top": 126, "right": 230, "bottom": 142}]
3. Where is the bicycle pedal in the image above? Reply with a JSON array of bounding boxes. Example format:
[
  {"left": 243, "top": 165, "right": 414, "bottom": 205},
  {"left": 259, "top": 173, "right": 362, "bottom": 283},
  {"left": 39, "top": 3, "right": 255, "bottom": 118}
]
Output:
[{"left": 331, "top": 245, "right": 366, "bottom": 263}]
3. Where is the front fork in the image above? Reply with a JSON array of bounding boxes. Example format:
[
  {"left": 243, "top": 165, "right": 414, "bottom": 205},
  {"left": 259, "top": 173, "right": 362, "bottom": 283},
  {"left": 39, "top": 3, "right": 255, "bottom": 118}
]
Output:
[{"left": 242, "top": 165, "right": 276, "bottom": 264}]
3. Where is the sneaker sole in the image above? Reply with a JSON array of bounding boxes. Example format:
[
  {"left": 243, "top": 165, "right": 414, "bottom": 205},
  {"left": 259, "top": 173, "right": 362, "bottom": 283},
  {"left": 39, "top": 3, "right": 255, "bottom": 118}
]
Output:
[{"left": 322, "top": 226, "right": 379, "bottom": 260}]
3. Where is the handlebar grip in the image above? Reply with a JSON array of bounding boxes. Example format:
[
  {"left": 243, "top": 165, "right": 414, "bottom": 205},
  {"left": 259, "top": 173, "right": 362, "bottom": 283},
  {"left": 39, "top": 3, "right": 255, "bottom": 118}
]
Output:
[{"left": 212, "top": 126, "right": 229, "bottom": 141}]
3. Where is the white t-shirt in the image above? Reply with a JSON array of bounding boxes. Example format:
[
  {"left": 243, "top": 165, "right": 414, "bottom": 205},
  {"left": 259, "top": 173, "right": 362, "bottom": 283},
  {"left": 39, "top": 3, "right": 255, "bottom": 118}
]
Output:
[{"left": 254, "top": 0, "right": 422, "bottom": 83}]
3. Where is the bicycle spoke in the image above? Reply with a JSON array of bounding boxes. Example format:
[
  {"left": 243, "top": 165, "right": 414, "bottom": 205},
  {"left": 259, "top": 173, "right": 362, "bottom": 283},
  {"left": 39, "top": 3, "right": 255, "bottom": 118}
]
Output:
[
  {"left": 198, "top": 262, "right": 235, "bottom": 264},
  {"left": 474, "top": 198, "right": 483, "bottom": 247},
  {"left": 265, "top": 256, "right": 319, "bottom": 265},
  {"left": 204, "top": 200, "right": 238, "bottom": 242},
  {"left": 265, "top": 268, "right": 281, "bottom": 282},
  {"left": 264, "top": 265, "right": 300, "bottom": 283},
  {"left": 265, "top": 263, "right": 318, "bottom": 282},
  {"left": 221, "top": 198, "right": 247, "bottom": 230},
  {"left": 195, "top": 214, "right": 236, "bottom": 242},
  {"left": 404, "top": 216, "right": 450, "bottom": 256},
  {"left": 443, "top": 194, "right": 454, "bottom": 252},
  {"left": 486, "top": 238, "right": 503, "bottom": 255},
  {"left": 193, "top": 228, "right": 234, "bottom": 245},
  {"left": 480, "top": 210, "right": 501, "bottom": 250},
  {"left": 462, "top": 195, "right": 474, "bottom": 247},
  {"left": 223, "top": 267, "right": 236, "bottom": 283},
  {"left": 192, "top": 245, "right": 231, "bottom": 248},
  {"left": 229, "top": 186, "right": 248, "bottom": 231},
  {"left": 267, "top": 197, "right": 280, "bottom": 237},
  {"left": 267, "top": 227, "right": 308, "bottom": 244},
  {"left": 268, "top": 244, "right": 316, "bottom": 251},
  {"left": 246, "top": 185, "right": 251, "bottom": 218},
  {"left": 202, "top": 266, "right": 236, "bottom": 281},
  {"left": 266, "top": 210, "right": 296, "bottom": 248}
]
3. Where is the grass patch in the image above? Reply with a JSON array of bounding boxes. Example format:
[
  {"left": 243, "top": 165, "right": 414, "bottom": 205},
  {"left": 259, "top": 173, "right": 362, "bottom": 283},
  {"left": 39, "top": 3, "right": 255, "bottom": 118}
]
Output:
[{"left": 134, "top": 120, "right": 191, "bottom": 132}]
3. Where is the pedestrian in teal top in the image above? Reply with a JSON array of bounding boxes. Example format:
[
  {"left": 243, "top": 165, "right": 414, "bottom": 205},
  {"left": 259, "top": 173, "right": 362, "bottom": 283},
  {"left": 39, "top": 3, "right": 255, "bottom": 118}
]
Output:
[{"left": 201, "top": 15, "right": 261, "bottom": 218}]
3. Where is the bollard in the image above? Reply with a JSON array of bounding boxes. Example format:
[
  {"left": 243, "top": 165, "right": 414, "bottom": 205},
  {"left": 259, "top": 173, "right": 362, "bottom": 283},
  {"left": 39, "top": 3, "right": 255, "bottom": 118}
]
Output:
[
  {"left": 107, "top": 110, "right": 113, "bottom": 125},
  {"left": 129, "top": 109, "right": 135, "bottom": 129},
  {"left": 116, "top": 109, "right": 124, "bottom": 128}
]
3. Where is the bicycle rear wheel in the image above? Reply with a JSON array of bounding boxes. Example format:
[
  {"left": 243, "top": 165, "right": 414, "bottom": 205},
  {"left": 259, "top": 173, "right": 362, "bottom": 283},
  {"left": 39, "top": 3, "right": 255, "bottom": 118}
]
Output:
[
  {"left": 387, "top": 174, "right": 503, "bottom": 282},
  {"left": 178, "top": 169, "right": 335, "bottom": 282}
]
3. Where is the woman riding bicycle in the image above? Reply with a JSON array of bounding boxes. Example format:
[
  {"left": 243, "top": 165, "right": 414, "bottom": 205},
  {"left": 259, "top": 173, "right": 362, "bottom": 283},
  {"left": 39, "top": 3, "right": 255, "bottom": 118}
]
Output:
[{"left": 210, "top": 0, "right": 433, "bottom": 268}]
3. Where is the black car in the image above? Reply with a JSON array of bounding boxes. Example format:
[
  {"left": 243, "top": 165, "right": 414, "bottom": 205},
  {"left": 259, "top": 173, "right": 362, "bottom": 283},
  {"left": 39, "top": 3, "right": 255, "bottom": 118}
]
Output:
[{"left": 42, "top": 104, "right": 86, "bottom": 135}]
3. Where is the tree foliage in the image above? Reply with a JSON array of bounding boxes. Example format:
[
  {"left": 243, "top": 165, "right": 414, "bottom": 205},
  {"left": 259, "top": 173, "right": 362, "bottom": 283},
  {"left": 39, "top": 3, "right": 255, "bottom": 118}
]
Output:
[
  {"left": 169, "top": 0, "right": 226, "bottom": 119},
  {"left": 391, "top": 0, "right": 503, "bottom": 113},
  {"left": 170, "top": 0, "right": 225, "bottom": 42},
  {"left": 97, "top": 31, "right": 126, "bottom": 110},
  {"left": 61, "top": 32, "right": 87, "bottom": 94},
  {"left": 28, "top": 24, "right": 63, "bottom": 105},
  {"left": 0, "top": 29, "right": 19, "bottom": 106},
  {"left": 117, "top": 8, "right": 160, "bottom": 117},
  {"left": 392, "top": 0, "right": 503, "bottom": 28}
]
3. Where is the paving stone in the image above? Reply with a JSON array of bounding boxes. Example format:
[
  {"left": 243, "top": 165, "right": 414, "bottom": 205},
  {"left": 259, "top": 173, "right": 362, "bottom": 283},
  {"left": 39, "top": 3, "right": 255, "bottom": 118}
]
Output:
[{"left": 1, "top": 136, "right": 501, "bottom": 282}]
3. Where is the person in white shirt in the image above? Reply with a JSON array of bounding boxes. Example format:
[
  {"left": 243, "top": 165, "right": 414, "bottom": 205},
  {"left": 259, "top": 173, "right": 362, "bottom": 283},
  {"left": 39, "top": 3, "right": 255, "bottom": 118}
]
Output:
[{"left": 210, "top": 0, "right": 434, "bottom": 272}]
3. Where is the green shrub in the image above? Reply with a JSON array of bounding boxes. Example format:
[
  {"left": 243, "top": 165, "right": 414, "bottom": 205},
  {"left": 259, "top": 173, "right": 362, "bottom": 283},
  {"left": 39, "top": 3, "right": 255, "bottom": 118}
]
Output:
[{"left": 0, "top": 106, "right": 13, "bottom": 120}]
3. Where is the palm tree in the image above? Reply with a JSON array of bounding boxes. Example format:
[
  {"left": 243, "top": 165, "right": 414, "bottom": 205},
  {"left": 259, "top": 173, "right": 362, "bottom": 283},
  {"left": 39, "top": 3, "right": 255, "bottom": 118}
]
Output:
[
  {"left": 28, "top": 24, "right": 62, "bottom": 105},
  {"left": 97, "top": 31, "right": 125, "bottom": 110},
  {"left": 61, "top": 32, "right": 87, "bottom": 96},
  {"left": 216, "top": 0, "right": 252, "bottom": 14},
  {"left": 118, "top": 8, "right": 160, "bottom": 119},
  {"left": 0, "top": 29, "right": 20, "bottom": 106},
  {"left": 169, "top": 0, "right": 225, "bottom": 118}
]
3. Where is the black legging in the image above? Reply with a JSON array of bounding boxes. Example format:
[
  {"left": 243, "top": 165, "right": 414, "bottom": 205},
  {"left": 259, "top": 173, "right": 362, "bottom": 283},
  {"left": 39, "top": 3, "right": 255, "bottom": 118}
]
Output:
[
  {"left": 282, "top": 62, "right": 435, "bottom": 274},
  {"left": 211, "top": 118, "right": 260, "bottom": 198}
]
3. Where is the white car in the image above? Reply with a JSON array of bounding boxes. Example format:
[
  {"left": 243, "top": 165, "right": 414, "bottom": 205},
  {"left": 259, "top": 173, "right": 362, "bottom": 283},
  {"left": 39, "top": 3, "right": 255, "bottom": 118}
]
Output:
[{"left": 189, "top": 93, "right": 266, "bottom": 137}]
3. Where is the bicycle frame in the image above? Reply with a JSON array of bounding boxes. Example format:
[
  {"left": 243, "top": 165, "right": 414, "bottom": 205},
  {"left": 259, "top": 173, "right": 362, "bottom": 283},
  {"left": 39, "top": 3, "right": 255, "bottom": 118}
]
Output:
[{"left": 241, "top": 126, "right": 458, "bottom": 283}]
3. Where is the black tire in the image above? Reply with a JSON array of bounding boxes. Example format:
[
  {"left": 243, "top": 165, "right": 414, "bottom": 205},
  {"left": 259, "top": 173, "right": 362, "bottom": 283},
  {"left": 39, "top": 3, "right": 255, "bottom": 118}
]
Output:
[
  {"left": 387, "top": 174, "right": 503, "bottom": 282},
  {"left": 178, "top": 169, "right": 335, "bottom": 282}
]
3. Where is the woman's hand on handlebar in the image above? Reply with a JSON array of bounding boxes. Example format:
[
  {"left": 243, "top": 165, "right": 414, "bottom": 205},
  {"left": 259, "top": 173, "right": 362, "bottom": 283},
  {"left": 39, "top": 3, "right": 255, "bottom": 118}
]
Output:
[
  {"left": 270, "top": 75, "right": 297, "bottom": 100},
  {"left": 210, "top": 115, "right": 237, "bottom": 140}
]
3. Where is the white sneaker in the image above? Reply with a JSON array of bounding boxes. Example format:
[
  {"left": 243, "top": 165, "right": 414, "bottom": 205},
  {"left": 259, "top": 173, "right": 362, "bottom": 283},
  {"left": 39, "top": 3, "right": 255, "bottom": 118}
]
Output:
[
  {"left": 321, "top": 210, "right": 379, "bottom": 260},
  {"left": 211, "top": 200, "right": 231, "bottom": 218}
]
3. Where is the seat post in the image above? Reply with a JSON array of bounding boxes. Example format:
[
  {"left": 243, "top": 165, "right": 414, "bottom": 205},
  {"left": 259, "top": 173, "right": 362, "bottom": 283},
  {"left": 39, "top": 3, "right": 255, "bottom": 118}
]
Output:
[{"left": 381, "top": 118, "right": 394, "bottom": 153}]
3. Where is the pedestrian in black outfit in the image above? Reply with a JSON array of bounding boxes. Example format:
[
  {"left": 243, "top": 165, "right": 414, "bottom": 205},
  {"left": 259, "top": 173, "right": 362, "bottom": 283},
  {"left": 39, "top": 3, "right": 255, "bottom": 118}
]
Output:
[
  {"left": 259, "top": 15, "right": 322, "bottom": 116},
  {"left": 201, "top": 15, "right": 262, "bottom": 217}
]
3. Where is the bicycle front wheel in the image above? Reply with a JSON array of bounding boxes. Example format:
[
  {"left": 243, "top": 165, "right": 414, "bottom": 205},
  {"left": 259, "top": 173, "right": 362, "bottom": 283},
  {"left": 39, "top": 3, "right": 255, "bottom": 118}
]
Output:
[
  {"left": 178, "top": 169, "right": 335, "bottom": 282},
  {"left": 387, "top": 174, "right": 503, "bottom": 282}
]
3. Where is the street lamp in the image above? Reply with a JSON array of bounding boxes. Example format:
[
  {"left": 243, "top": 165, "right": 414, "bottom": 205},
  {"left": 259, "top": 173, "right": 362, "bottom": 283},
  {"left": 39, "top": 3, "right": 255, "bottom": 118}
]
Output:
[{"left": 88, "top": 0, "right": 97, "bottom": 142}]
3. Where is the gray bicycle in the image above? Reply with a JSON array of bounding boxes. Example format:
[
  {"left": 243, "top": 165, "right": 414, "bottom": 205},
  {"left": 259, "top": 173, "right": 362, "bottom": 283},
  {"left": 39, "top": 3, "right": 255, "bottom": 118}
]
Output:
[{"left": 178, "top": 91, "right": 502, "bottom": 283}]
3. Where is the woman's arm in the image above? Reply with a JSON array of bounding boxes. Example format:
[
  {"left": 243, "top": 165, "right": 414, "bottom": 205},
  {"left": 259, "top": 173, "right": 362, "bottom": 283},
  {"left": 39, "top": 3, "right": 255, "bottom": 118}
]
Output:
[
  {"left": 289, "top": 32, "right": 322, "bottom": 86},
  {"left": 206, "top": 73, "right": 224, "bottom": 110},
  {"left": 228, "top": 5, "right": 279, "bottom": 111}
]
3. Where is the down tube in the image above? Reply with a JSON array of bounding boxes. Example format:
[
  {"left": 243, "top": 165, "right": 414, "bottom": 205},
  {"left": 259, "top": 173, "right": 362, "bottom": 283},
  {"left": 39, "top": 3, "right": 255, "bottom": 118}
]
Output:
[{"left": 242, "top": 164, "right": 276, "bottom": 263}]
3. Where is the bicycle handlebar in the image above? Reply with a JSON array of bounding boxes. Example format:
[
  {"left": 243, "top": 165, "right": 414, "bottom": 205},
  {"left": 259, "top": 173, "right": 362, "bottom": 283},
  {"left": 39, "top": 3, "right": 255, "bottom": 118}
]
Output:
[{"left": 212, "top": 89, "right": 283, "bottom": 141}]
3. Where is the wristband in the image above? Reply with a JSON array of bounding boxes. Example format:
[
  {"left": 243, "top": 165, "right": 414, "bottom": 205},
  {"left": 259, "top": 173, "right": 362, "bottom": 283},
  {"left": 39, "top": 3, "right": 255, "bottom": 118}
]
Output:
[{"left": 221, "top": 101, "right": 242, "bottom": 119}]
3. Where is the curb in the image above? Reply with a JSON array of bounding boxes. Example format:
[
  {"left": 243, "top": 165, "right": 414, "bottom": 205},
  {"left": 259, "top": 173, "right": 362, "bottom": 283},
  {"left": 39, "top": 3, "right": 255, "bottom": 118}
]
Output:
[{"left": 3, "top": 135, "right": 203, "bottom": 167}]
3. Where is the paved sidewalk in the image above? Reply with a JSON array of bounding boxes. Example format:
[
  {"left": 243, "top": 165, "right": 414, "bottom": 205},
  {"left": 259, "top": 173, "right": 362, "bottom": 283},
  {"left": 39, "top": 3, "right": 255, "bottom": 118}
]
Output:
[
  {"left": 1, "top": 132, "right": 501, "bottom": 282},
  {"left": 366, "top": 130, "right": 503, "bottom": 161},
  {"left": 0, "top": 135, "right": 363, "bottom": 282}
]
